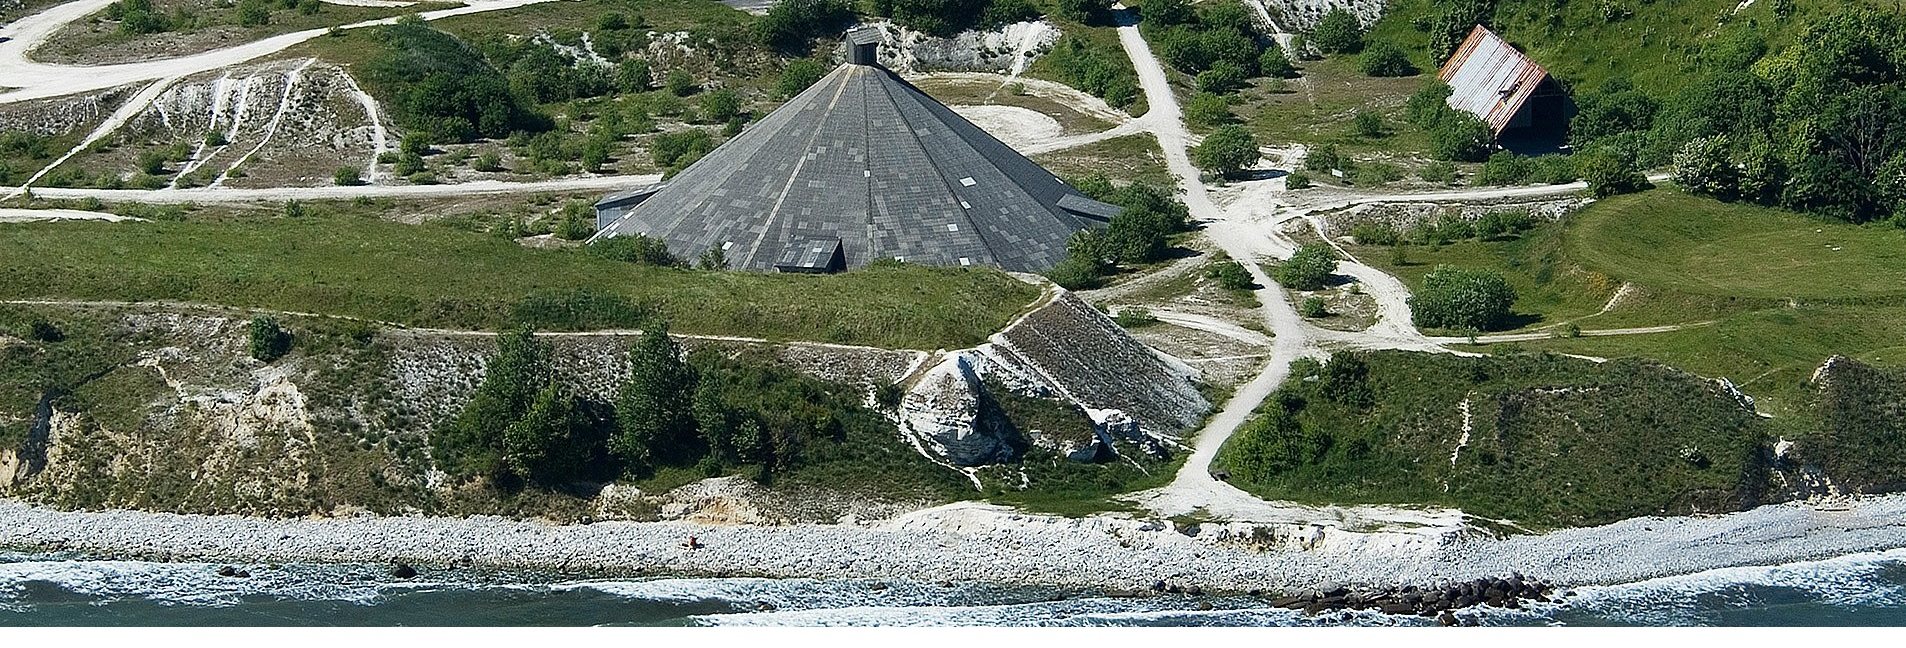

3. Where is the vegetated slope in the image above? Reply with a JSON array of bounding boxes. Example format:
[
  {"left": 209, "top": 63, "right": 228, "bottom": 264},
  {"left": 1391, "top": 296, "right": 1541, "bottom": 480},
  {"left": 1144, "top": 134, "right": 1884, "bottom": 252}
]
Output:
[
  {"left": 1217, "top": 350, "right": 1770, "bottom": 529},
  {"left": 1801, "top": 356, "right": 1906, "bottom": 496},
  {"left": 0, "top": 216, "right": 1041, "bottom": 350}
]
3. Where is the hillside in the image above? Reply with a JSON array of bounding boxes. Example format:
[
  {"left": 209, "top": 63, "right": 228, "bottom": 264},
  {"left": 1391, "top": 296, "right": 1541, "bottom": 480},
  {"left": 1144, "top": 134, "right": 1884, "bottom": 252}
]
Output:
[{"left": 1216, "top": 350, "right": 1771, "bottom": 529}]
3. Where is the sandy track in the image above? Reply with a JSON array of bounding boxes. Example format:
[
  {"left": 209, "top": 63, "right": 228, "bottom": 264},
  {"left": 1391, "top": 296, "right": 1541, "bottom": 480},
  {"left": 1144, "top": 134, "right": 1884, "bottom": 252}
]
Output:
[{"left": 0, "top": 207, "right": 139, "bottom": 222}]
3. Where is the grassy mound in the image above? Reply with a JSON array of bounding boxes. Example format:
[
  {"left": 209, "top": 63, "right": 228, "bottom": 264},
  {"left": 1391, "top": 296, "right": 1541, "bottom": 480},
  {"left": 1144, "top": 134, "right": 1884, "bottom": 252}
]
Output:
[
  {"left": 0, "top": 216, "right": 1041, "bottom": 350},
  {"left": 1216, "top": 350, "right": 1769, "bottom": 529}
]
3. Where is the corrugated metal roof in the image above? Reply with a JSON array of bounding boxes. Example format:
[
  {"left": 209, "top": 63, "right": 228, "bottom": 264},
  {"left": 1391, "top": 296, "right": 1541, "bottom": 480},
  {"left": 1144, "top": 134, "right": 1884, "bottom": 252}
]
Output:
[{"left": 1438, "top": 25, "right": 1549, "bottom": 134}]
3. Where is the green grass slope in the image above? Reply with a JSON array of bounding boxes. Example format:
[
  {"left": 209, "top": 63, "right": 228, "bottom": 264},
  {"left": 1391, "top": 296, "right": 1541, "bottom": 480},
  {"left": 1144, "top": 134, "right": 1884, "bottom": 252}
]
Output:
[{"left": 0, "top": 216, "right": 1041, "bottom": 350}]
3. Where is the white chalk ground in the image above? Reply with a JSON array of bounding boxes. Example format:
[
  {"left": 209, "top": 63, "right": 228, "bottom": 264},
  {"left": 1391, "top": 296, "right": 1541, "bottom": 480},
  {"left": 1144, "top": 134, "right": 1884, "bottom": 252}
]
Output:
[
  {"left": 949, "top": 105, "right": 1065, "bottom": 151},
  {"left": 0, "top": 207, "right": 140, "bottom": 222}
]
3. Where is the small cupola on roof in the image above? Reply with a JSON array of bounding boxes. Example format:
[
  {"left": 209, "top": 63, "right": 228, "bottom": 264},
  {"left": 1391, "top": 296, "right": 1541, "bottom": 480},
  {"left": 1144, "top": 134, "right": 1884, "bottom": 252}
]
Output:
[{"left": 846, "top": 26, "right": 883, "bottom": 67}]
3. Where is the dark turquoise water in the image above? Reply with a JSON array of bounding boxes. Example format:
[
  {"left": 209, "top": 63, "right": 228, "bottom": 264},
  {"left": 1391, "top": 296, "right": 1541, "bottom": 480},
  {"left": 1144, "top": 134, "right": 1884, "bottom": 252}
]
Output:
[{"left": 3, "top": 548, "right": 1905, "bottom": 626}]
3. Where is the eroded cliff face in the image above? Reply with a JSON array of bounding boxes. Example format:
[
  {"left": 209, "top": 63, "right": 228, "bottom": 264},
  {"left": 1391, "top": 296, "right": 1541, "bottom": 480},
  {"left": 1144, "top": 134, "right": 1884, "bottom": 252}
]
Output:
[{"left": 0, "top": 296, "right": 1210, "bottom": 520}]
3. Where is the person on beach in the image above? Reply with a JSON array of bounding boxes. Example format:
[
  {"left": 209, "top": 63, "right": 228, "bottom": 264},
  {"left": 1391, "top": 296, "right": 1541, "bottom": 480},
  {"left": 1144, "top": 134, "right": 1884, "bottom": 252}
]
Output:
[{"left": 681, "top": 535, "right": 702, "bottom": 550}]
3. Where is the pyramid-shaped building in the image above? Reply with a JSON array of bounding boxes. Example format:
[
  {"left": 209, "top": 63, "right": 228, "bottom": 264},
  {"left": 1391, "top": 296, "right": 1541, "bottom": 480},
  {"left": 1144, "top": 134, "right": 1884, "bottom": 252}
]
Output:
[{"left": 591, "top": 30, "right": 1120, "bottom": 274}]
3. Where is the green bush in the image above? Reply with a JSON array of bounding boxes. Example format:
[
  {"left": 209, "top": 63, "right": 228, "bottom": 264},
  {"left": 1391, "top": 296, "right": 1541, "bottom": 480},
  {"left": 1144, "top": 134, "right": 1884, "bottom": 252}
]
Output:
[
  {"left": 1419, "top": 160, "right": 1457, "bottom": 184},
  {"left": 1304, "top": 143, "right": 1342, "bottom": 173},
  {"left": 1351, "top": 162, "right": 1402, "bottom": 187},
  {"left": 1041, "top": 36, "right": 1140, "bottom": 109},
  {"left": 1258, "top": 46, "right": 1297, "bottom": 78},
  {"left": 1196, "top": 61, "right": 1248, "bottom": 94},
  {"left": 1206, "top": 259, "right": 1254, "bottom": 290},
  {"left": 362, "top": 21, "right": 549, "bottom": 142},
  {"left": 1275, "top": 243, "right": 1337, "bottom": 290},
  {"left": 1426, "top": 112, "right": 1493, "bottom": 163},
  {"left": 1475, "top": 151, "right": 1533, "bottom": 186},
  {"left": 1182, "top": 92, "right": 1235, "bottom": 128},
  {"left": 650, "top": 129, "right": 713, "bottom": 169},
  {"left": 1299, "top": 296, "right": 1329, "bottom": 317},
  {"left": 1349, "top": 222, "right": 1400, "bottom": 245},
  {"left": 699, "top": 89, "right": 742, "bottom": 123},
  {"left": 777, "top": 59, "right": 828, "bottom": 98},
  {"left": 1352, "top": 110, "right": 1384, "bottom": 138},
  {"left": 586, "top": 234, "right": 685, "bottom": 267},
  {"left": 1310, "top": 8, "right": 1363, "bottom": 54},
  {"left": 1410, "top": 265, "right": 1516, "bottom": 330},
  {"left": 665, "top": 70, "right": 698, "bottom": 97},
  {"left": 1285, "top": 170, "right": 1312, "bottom": 189},
  {"left": 1113, "top": 307, "right": 1159, "bottom": 328},
  {"left": 333, "top": 166, "right": 363, "bottom": 186},
  {"left": 248, "top": 316, "right": 293, "bottom": 362},
  {"left": 1580, "top": 148, "right": 1649, "bottom": 198},
  {"left": 756, "top": 0, "right": 854, "bottom": 53},
  {"left": 1357, "top": 42, "right": 1417, "bottom": 77}
]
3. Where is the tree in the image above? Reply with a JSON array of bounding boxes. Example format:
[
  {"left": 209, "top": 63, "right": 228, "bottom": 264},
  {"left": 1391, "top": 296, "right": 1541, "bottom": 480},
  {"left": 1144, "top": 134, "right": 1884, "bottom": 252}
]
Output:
[
  {"left": 1672, "top": 135, "right": 1737, "bottom": 199},
  {"left": 248, "top": 316, "right": 293, "bottom": 362},
  {"left": 1569, "top": 79, "right": 1658, "bottom": 148},
  {"left": 613, "top": 322, "right": 700, "bottom": 475},
  {"left": 757, "top": 0, "right": 854, "bottom": 54},
  {"left": 1194, "top": 125, "right": 1261, "bottom": 177},
  {"left": 1142, "top": 0, "right": 1194, "bottom": 25},
  {"left": 1304, "top": 142, "right": 1342, "bottom": 172},
  {"left": 1410, "top": 266, "right": 1516, "bottom": 330},
  {"left": 1357, "top": 42, "right": 1417, "bottom": 77},
  {"left": 1580, "top": 148, "right": 1649, "bottom": 198},
  {"left": 777, "top": 59, "right": 827, "bottom": 98},
  {"left": 237, "top": 0, "right": 271, "bottom": 27},
  {"left": 1206, "top": 258, "right": 1254, "bottom": 290},
  {"left": 1275, "top": 243, "right": 1337, "bottom": 290},
  {"left": 1310, "top": 8, "right": 1363, "bottom": 55},
  {"left": 500, "top": 383, "right": 584, "bottom": 483}
]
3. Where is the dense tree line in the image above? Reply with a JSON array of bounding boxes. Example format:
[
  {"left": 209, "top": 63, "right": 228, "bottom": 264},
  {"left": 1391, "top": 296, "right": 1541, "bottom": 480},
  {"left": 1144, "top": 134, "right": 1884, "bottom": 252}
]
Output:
[
  {"left": 870, "top": 0, "right": 1042, "bottom": 37},
  {"left": 1040, "top": 36, "right": 1139, "bottom": 108},
  {"left": 1144, "top": 0, "right": 1278, "bottom": 94},
  {"left": 757, "top": 0, "right": 856, "bottom": 54},
  {"left": 431, "top": 323, "right": 896, "bottom": 487}
]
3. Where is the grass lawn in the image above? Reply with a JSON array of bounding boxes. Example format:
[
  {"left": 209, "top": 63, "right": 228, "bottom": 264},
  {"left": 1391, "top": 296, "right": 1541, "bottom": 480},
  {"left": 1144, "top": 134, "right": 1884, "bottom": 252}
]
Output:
[
  {"left": 0, "top": 215, "right": 1041, "bottom": 350},
  {"left": 1349, "top": 221, "right": 1620, "bottom": 332},
  {"left": 40, "top": 0, "right": 451, "bottom": 65},
  {"left": 1032, "top": 133, "right": 1173, "bottom": 188},
  {"left": 1567, "top": 192, "right": 1906, "bottom": 300}
]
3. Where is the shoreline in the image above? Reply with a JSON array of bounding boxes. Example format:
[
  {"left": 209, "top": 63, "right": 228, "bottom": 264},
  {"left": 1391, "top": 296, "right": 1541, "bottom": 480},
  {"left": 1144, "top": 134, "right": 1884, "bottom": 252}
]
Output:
[{"left": 7, "top": 495, "right": 1906, "bottom": 595}]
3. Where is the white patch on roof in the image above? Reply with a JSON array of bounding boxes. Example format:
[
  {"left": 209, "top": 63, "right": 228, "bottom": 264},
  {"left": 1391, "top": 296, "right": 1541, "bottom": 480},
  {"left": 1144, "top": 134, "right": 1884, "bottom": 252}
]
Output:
[{"left": 959, "top": 177, "right": 977, "bottom": 187}]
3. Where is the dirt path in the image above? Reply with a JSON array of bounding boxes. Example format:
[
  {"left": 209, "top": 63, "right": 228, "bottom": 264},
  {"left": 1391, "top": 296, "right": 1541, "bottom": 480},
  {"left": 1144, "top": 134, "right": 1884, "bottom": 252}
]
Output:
[
  {"left": 0, "top": 207, "right": 140, "bottom": 222},
  {"left": 0, "top": 0, "right": 561, "bottom": 104}
]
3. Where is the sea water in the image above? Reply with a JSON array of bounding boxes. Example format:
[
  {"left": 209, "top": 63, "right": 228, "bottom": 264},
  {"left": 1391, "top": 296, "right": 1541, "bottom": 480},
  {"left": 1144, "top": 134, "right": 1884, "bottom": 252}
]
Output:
[{"left": 3, "top": 549, "right": 1905, "bottom": 626}]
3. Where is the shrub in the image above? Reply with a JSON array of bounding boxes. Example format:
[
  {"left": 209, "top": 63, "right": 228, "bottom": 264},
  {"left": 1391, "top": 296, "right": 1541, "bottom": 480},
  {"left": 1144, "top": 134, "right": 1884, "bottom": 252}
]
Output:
[
  {"left": 1427, "top": 112, "right": 1493, "bottom": 162},
  {"left": 362, "top": 21, "right": 548, "bottom": 142},
  {"left": 1673, "top": 135, "right": 1737, "bottom": 198},
  {"left": 1041, "top": 36, "right": 1140, "bottom": 108},
  {"left": 556, "top": 201, "right": 594, "bottom": 241},
  {"left": 651, "top": 129, "right": 713, "bottom": 169},
  {"left": 586, "top": 234, "right": 685, "bottom": 267},
  {"left": 1352, "top": 110, "right": 1384, "bottom": 138},
  {"left": 665, "top": 70, "right": 698, "bottom": 97},
  {"left": 333, "top": 166, "right": 364, "bottom": 186},
  {"left": 1473, "top": 210, "right": 1534, "bottom": 240},
  {"left": 1275, "top": 243, "right": 1337, "bottom": 290},
  {"left": 1183, "top": 92, "right": 1235, "bottom": 127},
  {"left": 1285, "top": 170, "right": 1312, "bottom": 189},
  {"left": 1357, "top": 42, "right": 1417, "bottom": 77},
  {"left": 1530, "top": 155, "right": 1579, "bottom": 184},
  {"left": 27, "top": 320, "right": 64, "bottom": 343},
  {"left": 1419, "top": 160, "right": 1457, "bottom": 184},
  {"left": 1310, "top": 8, "right": 1363, "bottom": 54},
  {"left": 1206, "top": 259, "right": 1254, "bottom": 290},
  {"left": 1476, "top": 151, "right": 1533, "bottom": 186},
  {"left": 1304, "top": 143, "right": 1342, "bottom": 173},
  {"left": 1299, "top": 296, "right": 1329, "bottom": 318},
  {"left": 699, "top": 89, "right": 742, "bottom": 123},
  {"left": 1581, "top": 148, "right": 1649, "bottom": 198},
  {"left": 1197, "top": 61, "right": 1249, "bottom": 94},
  {"left": 1194, "top": 125, "right": 1261, "bottom": 177},
  {"left": 1114, "top": 307, "right": 1159, "bottom": 328},
  {"left": 1259, "top": 46, "right": 1297, "bottom": 78},
  {"left": 1349, "top": 222, "right": 1399, "bottom": 245},
  {"left": 248, "top": 316, "right": 293, "bottom": 362},
  {"left": 474, "top": 151, "right": 503, "bottom": 172},
  {"left": 1410, "top": 266, "right": 1516, "bottom": 330},
  {"left": 1054, "top": 0, "right": 1113, "bottom": 25},
  {"left": 777, "top": 59, "right": 827, "bottom": 98},
  {"left": 1351, "top": 162, "right": 1402, "bottom": 187}
]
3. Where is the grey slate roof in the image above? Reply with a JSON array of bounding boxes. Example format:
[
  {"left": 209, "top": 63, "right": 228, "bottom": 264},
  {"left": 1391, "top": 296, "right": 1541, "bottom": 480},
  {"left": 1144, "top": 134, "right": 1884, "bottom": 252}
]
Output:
[{"left": 592, "top": 63, "right": 1119, "bottom": 273}]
